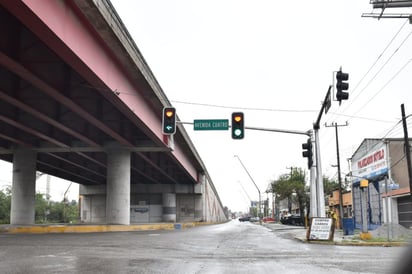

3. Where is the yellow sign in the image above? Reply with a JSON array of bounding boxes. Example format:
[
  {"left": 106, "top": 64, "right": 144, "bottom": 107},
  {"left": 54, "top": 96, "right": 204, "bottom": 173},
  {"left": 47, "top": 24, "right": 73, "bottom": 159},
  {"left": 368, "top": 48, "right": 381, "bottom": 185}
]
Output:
[{"left": 360, "top": 179, "right": 369, "bottom": 188}]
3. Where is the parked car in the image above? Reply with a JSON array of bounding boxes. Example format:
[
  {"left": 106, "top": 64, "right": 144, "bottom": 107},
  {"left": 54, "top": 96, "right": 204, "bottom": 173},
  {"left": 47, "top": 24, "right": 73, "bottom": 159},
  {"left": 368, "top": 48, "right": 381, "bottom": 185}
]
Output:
[
  {"left": 262, "top": 217, "right": 275, "bottom": 223},
  {"left": 249, "top": 217, "right": 260, "bottom": 222},
  {"left": 280, "top": 215, "right": 304, "bottom": 226},
  {"left": 238, "top": 216, "right": 251, "bottom": 222}
]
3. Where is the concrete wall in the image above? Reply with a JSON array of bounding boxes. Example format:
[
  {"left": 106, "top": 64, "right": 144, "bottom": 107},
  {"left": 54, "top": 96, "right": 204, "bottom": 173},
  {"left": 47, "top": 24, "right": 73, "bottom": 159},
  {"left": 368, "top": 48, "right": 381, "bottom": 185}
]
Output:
[
  {"left": 79, "top": 177, "right": 227, "bottom": 224},
  {"left": 202, "top": 175, "right": 227, "bottom": 222}
]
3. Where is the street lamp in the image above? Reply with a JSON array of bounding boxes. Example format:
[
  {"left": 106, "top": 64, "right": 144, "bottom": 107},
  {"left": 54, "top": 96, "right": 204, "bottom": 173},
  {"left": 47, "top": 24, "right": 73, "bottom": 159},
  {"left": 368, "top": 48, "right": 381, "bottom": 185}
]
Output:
[{"left": 234, "top": 155, "right": 261, "bottom": 222}]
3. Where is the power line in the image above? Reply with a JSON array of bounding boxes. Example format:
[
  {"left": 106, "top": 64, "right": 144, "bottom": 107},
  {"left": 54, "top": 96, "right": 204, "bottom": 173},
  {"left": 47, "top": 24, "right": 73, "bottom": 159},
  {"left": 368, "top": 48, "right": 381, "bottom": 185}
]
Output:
[
  {"left": 347, "top": 57, "right": 412, "bottom": 122},
  {"left": 329, "top": 19, "right": 410, "bottom": 123},
  {"left": 350, "top": 19, "right": 409, "bottom": 98},
  {"left": 171, "top": 100, "right": 317, "bottom": 113},
  {"left": 328, "top": 112, "right": 395, "bottom": 123}
]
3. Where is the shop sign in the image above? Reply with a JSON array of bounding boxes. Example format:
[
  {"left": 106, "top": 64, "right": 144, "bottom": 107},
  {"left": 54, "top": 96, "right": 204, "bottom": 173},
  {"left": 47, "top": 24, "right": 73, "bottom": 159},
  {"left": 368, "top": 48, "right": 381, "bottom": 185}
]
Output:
[{"left": 352, "top": 145, "right": 388, "bottom": 180}]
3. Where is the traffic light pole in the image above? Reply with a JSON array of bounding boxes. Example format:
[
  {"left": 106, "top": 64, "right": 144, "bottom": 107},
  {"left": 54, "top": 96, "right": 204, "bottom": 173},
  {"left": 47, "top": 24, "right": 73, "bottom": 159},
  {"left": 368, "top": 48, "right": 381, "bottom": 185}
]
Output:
[
  {"left": 309, "top": 133, "right": 317, "bottom": 218},
  {"left": 179, "top": 121, "right": 318, "bottom": 217},
  {"left": 313, "top": 129, "right": 325, "bottom": 217},
  {"left": 248, "top": 126, "right": 319, "bottom": 218},
  {"left": 311, "top": 85, "right": 333, "bottom": 218},
  {"left": 245, "top": 126, "right": 310, "bottom": 136}
]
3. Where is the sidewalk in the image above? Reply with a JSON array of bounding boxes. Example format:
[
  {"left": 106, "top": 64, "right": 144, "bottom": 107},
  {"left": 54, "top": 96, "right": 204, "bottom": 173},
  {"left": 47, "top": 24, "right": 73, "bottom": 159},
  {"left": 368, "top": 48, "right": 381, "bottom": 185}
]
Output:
[{"left": 261, "top": 222, "right": 410, "bottom": 247}]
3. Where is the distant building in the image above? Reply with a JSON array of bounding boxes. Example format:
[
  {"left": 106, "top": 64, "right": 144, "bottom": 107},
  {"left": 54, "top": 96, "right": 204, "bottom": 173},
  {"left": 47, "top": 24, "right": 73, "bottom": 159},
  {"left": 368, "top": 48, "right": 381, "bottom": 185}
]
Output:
[
  {"left": 327, "top": 189, "right": 353, "bottom": 228},
  {"left": 350, "top": 138, "right": 412, "bottom": 230}
]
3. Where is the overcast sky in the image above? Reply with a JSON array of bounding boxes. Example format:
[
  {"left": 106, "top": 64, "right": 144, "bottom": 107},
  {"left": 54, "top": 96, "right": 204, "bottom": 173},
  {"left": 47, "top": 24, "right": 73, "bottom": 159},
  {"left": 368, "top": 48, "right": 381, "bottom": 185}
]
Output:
[
  {"left": 108, "top": 0, "right": 412, "bottom": 212},
  {"left": 2, "top": 1, "right": 412, "bottom": 213}
]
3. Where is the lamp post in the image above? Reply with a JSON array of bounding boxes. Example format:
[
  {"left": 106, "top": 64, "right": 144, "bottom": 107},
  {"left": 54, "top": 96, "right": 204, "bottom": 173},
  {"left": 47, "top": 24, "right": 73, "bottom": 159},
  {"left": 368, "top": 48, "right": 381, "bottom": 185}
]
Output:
[{"left": 234, "top": 155, "right": 261, "bottom": 222}]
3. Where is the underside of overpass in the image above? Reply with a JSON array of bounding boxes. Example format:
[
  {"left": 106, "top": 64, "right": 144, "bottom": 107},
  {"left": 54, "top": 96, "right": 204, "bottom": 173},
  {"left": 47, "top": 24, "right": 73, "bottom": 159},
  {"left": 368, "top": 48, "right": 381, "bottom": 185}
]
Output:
[{"left": 0, "top": 0, "right": 226, "bottom": 224}]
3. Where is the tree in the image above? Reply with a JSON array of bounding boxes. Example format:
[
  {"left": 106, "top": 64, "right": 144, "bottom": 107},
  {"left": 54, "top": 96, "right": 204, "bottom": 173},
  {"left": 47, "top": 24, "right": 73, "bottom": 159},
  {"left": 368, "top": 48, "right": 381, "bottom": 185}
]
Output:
[
  {"left": 0, "top": 187, "right": 78, "bottom": 224},
  {"left": 35, "top": 193, "right": 50, "bottom": 223},
  {"left": 271, "top": 168, "right": 309, "bottom": 217},
  {"left": 0, "top": 187, "right": 11, "bottom": 224},
  {"left": 323, "top": 176, "right": 340, "bottom": 197}
]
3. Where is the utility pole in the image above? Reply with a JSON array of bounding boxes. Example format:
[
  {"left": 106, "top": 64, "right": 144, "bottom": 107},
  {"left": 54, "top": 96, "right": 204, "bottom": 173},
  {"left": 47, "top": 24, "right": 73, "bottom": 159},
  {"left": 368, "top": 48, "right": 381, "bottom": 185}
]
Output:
[
  {"left": 325, "top": 121, "right": 348, "bottom": 229},
  {"left": 286, "top": 167, "right": 295, "bottom": 214},
  {"left": 401, "top": 104, "right": 412, "bottom": 202}
]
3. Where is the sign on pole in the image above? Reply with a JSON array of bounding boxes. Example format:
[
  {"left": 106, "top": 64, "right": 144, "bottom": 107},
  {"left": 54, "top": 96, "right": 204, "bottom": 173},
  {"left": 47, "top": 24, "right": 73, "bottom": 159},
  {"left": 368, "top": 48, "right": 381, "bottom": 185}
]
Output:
[{"left": 193, "top": 119, "right": 229, "bottom": 131}]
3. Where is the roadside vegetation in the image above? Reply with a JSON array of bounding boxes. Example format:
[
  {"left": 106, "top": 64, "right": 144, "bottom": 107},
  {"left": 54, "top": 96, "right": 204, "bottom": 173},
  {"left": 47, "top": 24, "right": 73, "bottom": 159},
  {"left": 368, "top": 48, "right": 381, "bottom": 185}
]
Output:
[
  {"left": 0, "top": 186, "right": 79, "bottom": 224},
  {"left": 269, "top": 167, "right": 341, "bottom": 218}
]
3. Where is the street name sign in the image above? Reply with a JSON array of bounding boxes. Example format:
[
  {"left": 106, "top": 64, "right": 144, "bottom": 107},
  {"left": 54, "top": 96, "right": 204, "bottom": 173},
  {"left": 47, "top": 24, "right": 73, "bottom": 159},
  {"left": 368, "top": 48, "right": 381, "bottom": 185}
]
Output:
[{"left": 193, "top": 119, "right": 229, "bottom": 131}]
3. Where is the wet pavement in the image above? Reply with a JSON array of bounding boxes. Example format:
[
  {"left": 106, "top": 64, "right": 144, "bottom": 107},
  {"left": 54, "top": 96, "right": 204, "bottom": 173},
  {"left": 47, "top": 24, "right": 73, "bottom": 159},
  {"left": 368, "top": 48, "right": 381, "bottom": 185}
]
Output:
[
  {"left": 262, "top": 222, "right": 412, "bottom": 247},
  {"left": 2, "top": 220, "right": 411, "bottom": 248},
  {"left": 0, "top": 220, "right": 407, "bottom": 274}
]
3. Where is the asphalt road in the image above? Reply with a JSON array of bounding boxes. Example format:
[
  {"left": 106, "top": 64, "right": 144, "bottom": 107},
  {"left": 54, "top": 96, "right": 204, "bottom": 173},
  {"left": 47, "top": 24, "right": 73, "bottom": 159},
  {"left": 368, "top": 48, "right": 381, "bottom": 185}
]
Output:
[{"left": 0, "top": 220, "right": 407, "bottom": 274}]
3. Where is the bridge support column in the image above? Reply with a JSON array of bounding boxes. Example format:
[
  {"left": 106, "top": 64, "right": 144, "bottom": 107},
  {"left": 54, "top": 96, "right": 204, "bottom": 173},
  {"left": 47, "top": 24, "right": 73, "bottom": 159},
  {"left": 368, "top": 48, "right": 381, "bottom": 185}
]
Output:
[
  {"left": 162, "top": 193, "right": 176, "bottom": 222},
  {"left": 106, "top": 147, "right": 130, "bottom": 225},
  {"left": 11, "top": 148, "right": 37, "bottom": 225}
]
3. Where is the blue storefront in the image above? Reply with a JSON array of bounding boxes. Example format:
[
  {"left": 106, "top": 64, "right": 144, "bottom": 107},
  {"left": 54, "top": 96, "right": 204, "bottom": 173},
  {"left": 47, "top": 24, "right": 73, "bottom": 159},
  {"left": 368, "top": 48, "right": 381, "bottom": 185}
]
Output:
[{"left": 351, "top": 140, "right": 388, "bottom": 230}]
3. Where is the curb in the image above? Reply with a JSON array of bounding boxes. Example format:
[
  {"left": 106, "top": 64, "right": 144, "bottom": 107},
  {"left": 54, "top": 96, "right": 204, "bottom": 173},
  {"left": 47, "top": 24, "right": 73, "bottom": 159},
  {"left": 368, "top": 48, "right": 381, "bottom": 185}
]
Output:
[
  {"left": 294, "top": 236, "right": 408, "bottom": 247},
  {"left": 0, "top": 221, "right": 218, "bottom": 234}
]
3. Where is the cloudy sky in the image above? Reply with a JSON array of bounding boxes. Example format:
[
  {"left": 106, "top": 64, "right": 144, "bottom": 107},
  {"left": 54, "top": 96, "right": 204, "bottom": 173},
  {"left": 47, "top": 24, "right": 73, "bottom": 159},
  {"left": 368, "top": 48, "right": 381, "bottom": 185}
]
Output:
[
  {"left": 2, "top": 1, "right": 412, "bottom": 213},
  {"left": 107, "top": 0, "right": 412, "bottom": 212}
]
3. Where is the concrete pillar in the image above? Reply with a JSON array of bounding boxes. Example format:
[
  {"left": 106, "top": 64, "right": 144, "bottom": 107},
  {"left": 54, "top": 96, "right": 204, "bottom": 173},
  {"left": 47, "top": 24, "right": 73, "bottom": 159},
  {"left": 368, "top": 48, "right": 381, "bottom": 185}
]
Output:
[
  {"left": 10, "top": 148, "right": 37, "bottom": 225},
  {"left": 195, "top": 195, "right": 203, "bottom": 221},
  {"left": 162, "top": 193, "right": 176, "bottom": 222},
  {"left": 106, "top": 147, "right": 130, "bottom": 225}
]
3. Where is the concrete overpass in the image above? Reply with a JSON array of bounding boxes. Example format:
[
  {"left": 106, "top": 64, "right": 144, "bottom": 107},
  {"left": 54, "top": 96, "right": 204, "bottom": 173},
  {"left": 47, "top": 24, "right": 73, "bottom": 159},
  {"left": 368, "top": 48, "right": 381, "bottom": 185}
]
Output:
[{"left": 0, "top": 0, "right": 227, "bottom": 225}]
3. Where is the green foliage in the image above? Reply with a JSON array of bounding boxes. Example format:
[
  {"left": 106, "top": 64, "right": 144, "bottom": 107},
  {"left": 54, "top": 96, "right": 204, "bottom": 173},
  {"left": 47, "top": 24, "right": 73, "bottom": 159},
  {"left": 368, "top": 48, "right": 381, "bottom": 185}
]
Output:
[
  {"left": 270, "top": 169, "right": 341, "bottom": 218},
  {"left": 323, "top": 176, "right": 340, "bottom": 196},
  {"left": 270, "top": 168, "right": 309, "bottom": 215},
  {"left": 0, "top": 188, "right": 78, "bottom": 224},
  {"left": 0, "top": 186, "right": 11, "bottom": 224}
]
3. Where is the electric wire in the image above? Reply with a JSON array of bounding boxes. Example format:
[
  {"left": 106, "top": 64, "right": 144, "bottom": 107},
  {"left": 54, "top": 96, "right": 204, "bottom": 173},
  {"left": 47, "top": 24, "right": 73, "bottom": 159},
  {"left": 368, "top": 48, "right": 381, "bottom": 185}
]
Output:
[
  {"left": 347, "top": 56, "right": 412, "bottom": 122},
  {"left": 321, "top": 21, "right": 410, "bottom": 151},
  {"left": 170, "top": 100, "right": 318, "bottom": 113},
  {"left": 324, "top": 114, "right": 411, "bottom": 179},
  {"left": 326, "top": 19, "right": 410, "bottom": 125},
  {"left": 348, "top": 19, "right": 408, "bottom": 99}
]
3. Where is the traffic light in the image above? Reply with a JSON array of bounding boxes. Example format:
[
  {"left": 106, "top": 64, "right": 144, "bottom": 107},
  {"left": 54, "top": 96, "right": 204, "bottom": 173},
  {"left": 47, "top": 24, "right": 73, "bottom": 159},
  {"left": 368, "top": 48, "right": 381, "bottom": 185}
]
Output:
[
  {"left": 231, "top": 112, "right": 244, "bottom": 139},
  {"left": 302, "top": 138, "right": 313, "bottom": 168},
  {"left": 162, "top": 107, "right": 176, "bottom": 135},
  {"left": 336, "top": 69, "right": 349, "bottom": 104}
]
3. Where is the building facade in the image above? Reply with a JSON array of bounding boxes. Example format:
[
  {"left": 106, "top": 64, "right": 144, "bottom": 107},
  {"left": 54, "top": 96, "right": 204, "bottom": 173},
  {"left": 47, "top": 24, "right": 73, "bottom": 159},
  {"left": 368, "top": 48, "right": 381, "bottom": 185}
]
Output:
[
  {"left": 327, "top": 190, "right": 353, "bottom": 228},
  {"left": 351, "top": 138, "right": 412, "bottom": 229}
]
